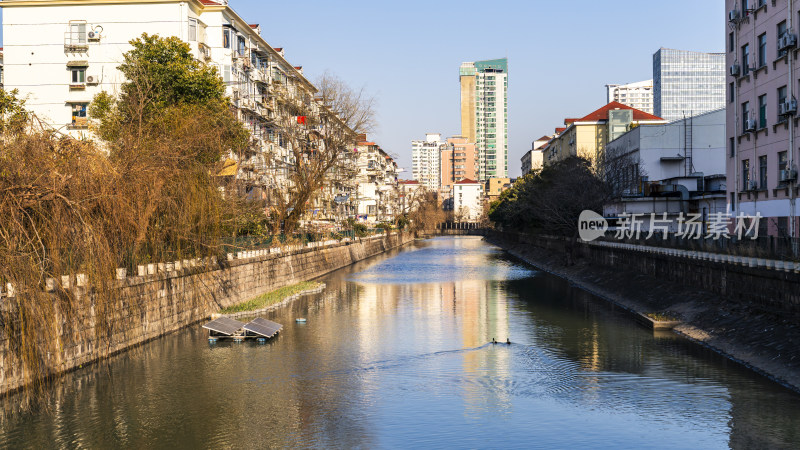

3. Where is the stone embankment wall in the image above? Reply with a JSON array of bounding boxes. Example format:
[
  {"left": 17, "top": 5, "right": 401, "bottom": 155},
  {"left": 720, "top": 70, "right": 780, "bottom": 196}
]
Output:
[
  {"left": 0, "top": 233, "right": 413, "bottom": 396},
  {"left": 501, "top": 231, "right": 800, "bottom": 315}
]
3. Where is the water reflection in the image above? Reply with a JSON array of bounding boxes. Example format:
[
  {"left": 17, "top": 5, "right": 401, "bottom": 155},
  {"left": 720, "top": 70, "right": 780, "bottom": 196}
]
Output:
[{"left": 1, "top": 237, "right": 799, "bottom": 448}]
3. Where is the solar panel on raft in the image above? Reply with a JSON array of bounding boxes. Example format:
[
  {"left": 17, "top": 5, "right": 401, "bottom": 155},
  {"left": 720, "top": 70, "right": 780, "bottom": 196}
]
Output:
[
  {"left": 203, "top": 317, "right": 245, "bottom": 336},
  {"left": 243, "top": 317, "right": 282, "bottom": 338}
]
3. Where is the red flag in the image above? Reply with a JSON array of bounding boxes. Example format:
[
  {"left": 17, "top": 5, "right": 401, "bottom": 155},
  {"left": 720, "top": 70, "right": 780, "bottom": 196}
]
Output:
[{"left": 296, "top": 116, "right": 307, "bottom": 124}]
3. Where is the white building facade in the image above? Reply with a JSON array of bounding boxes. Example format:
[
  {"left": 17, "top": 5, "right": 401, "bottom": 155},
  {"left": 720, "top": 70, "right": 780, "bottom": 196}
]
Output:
[
  {"left": 603, "top": 109, "right": 728, "bottom": 229},
  {"left": 452, "top": 179, "right": 483, "bottom": 221},
  {"left": 606, "top": 80, "right": 654, "bottom": 114},
  {"left": 411, "top": 133, "right": 444, "bottom": 191},
  {"left": 2, "top": 0, "right": 347, "bottom": 219}
]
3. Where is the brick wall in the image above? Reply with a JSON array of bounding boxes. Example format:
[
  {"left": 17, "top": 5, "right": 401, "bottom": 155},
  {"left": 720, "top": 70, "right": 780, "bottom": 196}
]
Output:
[{"left": 0, "top": 233, "right": 413, "bottom": 395}]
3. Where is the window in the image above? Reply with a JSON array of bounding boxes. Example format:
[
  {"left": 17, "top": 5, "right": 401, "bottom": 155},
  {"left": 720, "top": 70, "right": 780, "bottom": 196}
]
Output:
[
  {"left": 759, "top": 155, "right": 768, "bottom": 189},
  {"left": 71, "top": 103, "right": 88, "bottom": 127},
  {"left": 778, "top": 21, "right": 788, "bottom": 57},
  {"left": 730, "top": 192, "right": 736, "bottom": 211},
  {"left": 741, "top": 0, "right": 749, "bottom": 12},
  {"left": 758, "top": 33, "right": 767, "bottom": 67},
  {"left": 189, "top": 18, "right": 197, "bottom": 41},
  {"left": 742, "top": 44, "right": 750, "bottom": 75},
  {"left": 779, "top": 151, "right": 788, "bottom": 183},
  {"left": 223, "top": 28, "right": 230, "bottom": 49},
  {"left": 742, "top": 101, "right": 750, "bottom": 130},
  {"left": 778, "top": 85, "right": 787, "bottom": 119},
  {"left": 730, "top": 137, "right": 735, "bottom": 158},
  {"left": 71, "top": 68, "right": 85, "bottom": 84},
  {"left": 759, "top": 94, "right": 767, "bottom": 128},
  {"left": 743, "top": 159, "right": 751, "bottom": 189},
  {"left": 237, "top": 36, "right": 246, "bottom": 57},
  {"left": 729, "top": 32, "right": 735, "bottom": 53},
  {"left": 68, "top": 22, "right": 87, "bottom": 46}
]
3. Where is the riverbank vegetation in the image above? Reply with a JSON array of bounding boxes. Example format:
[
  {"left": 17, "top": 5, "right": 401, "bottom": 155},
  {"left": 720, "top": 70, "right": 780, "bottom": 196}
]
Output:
[
  {"left": 488, "top": 157, "right": 608, "bottom": 236},
  {"left": 0, "top": 34, "right": 253, "bottom": 400},
  {"left": 219, "top": 281, "right": 323, "bottom": 315}
]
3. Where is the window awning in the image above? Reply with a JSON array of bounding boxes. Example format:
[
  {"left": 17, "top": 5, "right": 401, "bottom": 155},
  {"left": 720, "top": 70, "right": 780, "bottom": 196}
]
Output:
[{"left": 67, "top": 60, "right": 89, "bottom": 67}]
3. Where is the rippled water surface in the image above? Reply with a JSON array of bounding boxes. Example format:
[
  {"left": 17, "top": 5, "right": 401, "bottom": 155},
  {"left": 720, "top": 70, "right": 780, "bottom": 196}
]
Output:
[{"left": 2, "top": 237, "right": 800, "bottom": 448}]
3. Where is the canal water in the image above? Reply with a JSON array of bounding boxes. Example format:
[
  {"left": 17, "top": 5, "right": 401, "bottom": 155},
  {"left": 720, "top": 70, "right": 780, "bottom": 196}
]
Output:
[{"left": 1, "top": 236, "right": 800, "bottom": 448}]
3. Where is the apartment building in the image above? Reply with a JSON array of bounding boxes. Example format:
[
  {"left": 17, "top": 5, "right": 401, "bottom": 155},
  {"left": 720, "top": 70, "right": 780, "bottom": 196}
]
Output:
[
  {"left": 439, "top": 136, "right": 478, "bottom": 201},
  {"left": 654, "top": 48, "right": 725, "bottom": 122},
  {"left": 460, "top": 58, "right": 508, "bottom": 180},
  {"left": 1, "top": 0, "right": 360, "bottom": 223},
  {"left": 355, "top": 138, "right": 400, "bottom": 223},
  {"left": 727, "top": 0, "right": 800, "bottom": 237},
  {"left": 521, "top": 135, "right": 549, "bottom": 175},
  {"left": 543, "top": 102, "right": 666, "bottom": 166},
  {"left": 452, "top": 179, "right": 483, "bottom": 221},
  {"left": 411, "top": 133, "right": 445, "bottom": 190},
  {"left": 606, "top": 80, "right": 654, "bottom": 114}
]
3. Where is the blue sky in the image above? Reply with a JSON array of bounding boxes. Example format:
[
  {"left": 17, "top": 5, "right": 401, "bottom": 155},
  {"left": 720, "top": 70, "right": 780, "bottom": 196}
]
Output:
[{"left": 2, "top": 1, "right": 724, "bottom": 177}]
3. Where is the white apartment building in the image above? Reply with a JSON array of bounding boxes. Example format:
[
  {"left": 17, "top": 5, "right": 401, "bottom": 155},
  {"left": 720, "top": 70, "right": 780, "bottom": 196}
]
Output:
[
  {"left": 1, "top": 0, "right": 344, "bottom": 217},
  {"left": 411, "top": 133, "right": 444, "bottom": 191},
  {"left": 606, "top": 80, "right": 654, "bottom": 114},
  {"left": 452, "top": 179, "right": 483, "bottom": 221},
  {"left": 355, "top": 138, "right": 400, "bottom": 223}
]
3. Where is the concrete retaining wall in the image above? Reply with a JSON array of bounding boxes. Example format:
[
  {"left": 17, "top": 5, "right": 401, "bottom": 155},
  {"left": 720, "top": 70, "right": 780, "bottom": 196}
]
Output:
[
  {"left": 0, "top": 233, "right": 413, "bottom": 396},
  {"left": 502, "top": 231, "right": 800, "bottom": 315}
]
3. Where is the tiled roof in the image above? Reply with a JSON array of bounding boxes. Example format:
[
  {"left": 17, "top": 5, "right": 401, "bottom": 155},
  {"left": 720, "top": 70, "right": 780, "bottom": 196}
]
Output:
[
  {"left": 399, "top": 180, "right": 419, "bottom": 185},
  {"left": 535, "top": 135, "right": 551, "bottom": 142},
  {"left": 455, "top": 178, "right": 479, "bottom": 184},
  {"left": 578, "top": 101, "right": 663, "bottom": 122},
  {"left": 555, "top": 127, "right": 566, "bottom": 134}
]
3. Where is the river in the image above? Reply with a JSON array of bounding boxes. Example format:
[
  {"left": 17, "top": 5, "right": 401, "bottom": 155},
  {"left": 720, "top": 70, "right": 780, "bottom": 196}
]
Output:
[{"left": 1, "top": 236, "right": 799, "bottom": 448}]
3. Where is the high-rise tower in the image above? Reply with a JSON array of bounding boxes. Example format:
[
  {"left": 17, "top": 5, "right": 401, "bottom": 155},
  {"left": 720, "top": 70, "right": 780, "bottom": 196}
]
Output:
[{"left": 460, "top": 58, "right": 508, "bottom": 180}]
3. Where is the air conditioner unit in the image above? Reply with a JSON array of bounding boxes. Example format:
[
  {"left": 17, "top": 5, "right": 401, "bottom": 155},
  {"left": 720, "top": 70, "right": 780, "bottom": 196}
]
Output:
[
  {"left": 86, "top": 75, "right": 99, "bottom": 85},
  {"left": 729, "top": 64, "right": 741, "bottom": 77},
  {"left": 779, "top": 33, "right": 798, "bottom": 52},
  {"left": 744, "top": 118, "right": 757, "bottom": 132},
  {"left": 87, "top": 31, "right": 100, "bottom": 41},
  {"left": 780, "top": 98, "right": 798, "bottom": 115},
  {"left": 728, "top": 10, "right": 740, "bottom": 22},
  {"left": 780, "top": 168, "right": 799, "bottom": 182}
]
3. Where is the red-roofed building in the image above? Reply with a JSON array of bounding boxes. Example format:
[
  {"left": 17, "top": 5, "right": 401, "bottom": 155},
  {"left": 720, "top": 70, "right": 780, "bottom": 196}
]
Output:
[{"left": 543, "top": 102, "right": 666, "bottom": 166}]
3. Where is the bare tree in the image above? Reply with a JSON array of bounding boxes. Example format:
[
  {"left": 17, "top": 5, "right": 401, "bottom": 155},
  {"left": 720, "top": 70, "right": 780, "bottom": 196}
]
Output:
[
  {"left": 268, "top": 72, "right": 378, "bottom": 234},
  {"left": 316, "top": 71, "right": 378, "bottom": 134}
]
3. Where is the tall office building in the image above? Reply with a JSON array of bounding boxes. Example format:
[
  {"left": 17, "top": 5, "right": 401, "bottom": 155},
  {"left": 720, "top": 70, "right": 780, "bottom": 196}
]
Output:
[
  {"left": 606, "top": 80, "right": 654, "bottom": 114},
  {"left": 411, "top": 133, "right": 445, "bottom": 191},
  {"left": 653, "top": 48, "right": 725, "bottom": 122},
  {"left": 460, "top": 58, "right": 508, "bottom": 181}
]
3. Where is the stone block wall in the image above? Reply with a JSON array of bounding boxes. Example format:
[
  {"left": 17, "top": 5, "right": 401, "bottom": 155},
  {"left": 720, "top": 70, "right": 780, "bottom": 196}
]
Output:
[{"left": 0, "top": 233, "right": 413, "bottom": 395}]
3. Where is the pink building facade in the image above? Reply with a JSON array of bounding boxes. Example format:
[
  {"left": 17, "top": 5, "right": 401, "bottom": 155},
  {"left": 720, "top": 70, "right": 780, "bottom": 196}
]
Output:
[{"left": 727, "top": 0, "right": 800, "bottom": 237}]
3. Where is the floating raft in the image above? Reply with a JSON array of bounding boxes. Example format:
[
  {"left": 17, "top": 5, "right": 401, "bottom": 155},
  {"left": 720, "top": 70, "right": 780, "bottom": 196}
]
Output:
[{"left": 203, "top": 317, "right": 282, "bottom": 340}]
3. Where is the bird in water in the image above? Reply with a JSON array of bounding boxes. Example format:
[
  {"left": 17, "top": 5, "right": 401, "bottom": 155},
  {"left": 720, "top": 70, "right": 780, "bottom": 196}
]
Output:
[
  {"left": 492, "top": 338, "right": 497, "bottom": 344},
  {"left": 506, "top": 338, "right": 511, "bottom": 345}
]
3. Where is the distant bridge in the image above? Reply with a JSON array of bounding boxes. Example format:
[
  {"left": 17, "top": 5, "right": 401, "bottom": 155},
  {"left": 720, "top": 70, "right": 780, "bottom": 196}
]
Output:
[{"left": 437, "top": 222, "right": 489, "bottom": 236}]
